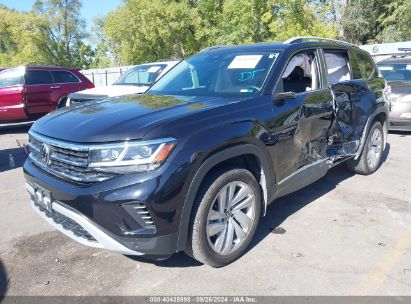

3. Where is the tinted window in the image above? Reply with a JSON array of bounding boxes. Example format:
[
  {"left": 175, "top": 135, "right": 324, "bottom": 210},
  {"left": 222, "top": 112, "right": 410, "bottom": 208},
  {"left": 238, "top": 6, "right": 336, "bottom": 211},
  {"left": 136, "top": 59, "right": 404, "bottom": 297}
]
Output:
[
  {"left": 25, "top": 70, "right": 53, "bottom": 85},
  {"left": 115, "top": 64, "right": 167, "bottom": 86},
  {"left": 51, "top": 71, "right": 80, "bottom": 83},
  {"left": 0, "top": 68, "right": 24, "bottom": 88},
  {"left": 355, "top": 51, "right": 377, "bottom": 79},
  {"left": 149, "top": 51, "right": 280, "bottom": 97},
  {"left": 377, "top": 63, "right": 411, "bottom": 82},
  {"left": 349, "top": 50, "right": 362, "bottom": 79}
]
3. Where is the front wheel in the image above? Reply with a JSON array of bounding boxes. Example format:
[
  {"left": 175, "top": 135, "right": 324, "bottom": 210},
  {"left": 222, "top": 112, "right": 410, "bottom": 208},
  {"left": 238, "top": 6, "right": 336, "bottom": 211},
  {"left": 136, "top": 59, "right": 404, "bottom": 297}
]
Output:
[
  {"left": 346, "top": 121, "right": 384, "bottom": 175},
  {"left": 186, "top": 168, "right": 261, "bottom": 267}
]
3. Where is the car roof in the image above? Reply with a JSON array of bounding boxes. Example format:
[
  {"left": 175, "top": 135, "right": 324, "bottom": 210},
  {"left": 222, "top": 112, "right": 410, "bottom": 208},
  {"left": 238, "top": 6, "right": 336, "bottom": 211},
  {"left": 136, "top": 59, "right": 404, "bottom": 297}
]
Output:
[{"left": 377, "top": 56, "right": 411, "bottom": 65}]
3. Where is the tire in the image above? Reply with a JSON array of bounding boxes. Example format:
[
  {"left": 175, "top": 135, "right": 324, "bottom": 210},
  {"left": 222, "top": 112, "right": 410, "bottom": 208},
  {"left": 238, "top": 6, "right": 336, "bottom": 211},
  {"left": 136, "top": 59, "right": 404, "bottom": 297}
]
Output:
[
  {"left": 346, "top": 121, "right": 384, "bottom": 175},
  {"left": 56, "top": 97, "right": 69, "bottom": 109},
  {"left": 186, "top": 168, "right": 261, "bottom": 267}
]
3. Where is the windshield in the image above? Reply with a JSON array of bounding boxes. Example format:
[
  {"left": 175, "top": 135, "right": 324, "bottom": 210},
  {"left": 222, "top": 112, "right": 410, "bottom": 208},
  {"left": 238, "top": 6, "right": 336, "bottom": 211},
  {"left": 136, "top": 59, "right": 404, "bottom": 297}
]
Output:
[
  {"left": 377, "top": 63, "right": 411, "bottom": 82},
  {"left": 148, "top": 50, "right": 280, "bottom": 97},
  {"left": 0, "top": 68, "right": 24, "bottom": 88},
  {"left": 115, "top": 64, "right": 167, "bottom": 86}
]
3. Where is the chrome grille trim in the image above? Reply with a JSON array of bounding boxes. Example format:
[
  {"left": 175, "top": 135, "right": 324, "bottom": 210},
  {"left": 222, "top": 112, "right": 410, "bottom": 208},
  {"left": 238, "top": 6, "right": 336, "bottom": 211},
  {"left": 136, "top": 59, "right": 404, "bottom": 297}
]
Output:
[{"left": 28, "top": 131, "right": 113, "bottom": 183}]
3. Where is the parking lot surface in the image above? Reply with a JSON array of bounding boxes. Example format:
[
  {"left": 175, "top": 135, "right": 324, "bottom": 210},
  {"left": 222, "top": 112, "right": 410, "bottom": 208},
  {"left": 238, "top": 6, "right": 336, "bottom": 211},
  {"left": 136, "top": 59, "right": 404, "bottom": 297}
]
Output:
[{"left": 0, "top": 127, "right": 410, "bottom": 296}]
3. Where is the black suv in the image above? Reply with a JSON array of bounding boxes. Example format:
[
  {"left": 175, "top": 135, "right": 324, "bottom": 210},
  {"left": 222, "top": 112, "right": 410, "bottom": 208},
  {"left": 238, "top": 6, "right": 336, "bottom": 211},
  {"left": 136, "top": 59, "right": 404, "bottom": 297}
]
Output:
[{"left": 24, "top": 37, "right": 389, "bottom": 267}]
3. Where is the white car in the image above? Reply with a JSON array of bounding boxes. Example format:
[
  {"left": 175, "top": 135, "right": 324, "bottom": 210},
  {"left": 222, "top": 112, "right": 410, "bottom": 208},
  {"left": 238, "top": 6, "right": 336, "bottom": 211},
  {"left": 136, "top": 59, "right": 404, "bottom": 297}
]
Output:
[{"left": 61, "top": 61, "right": 179, "bottom": 107}]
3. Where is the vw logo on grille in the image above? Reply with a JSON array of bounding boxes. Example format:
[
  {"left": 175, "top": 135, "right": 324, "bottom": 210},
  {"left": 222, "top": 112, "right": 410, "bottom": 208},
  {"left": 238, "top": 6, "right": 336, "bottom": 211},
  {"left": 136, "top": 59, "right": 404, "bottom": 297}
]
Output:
[{"left": 40, "top": 143, "right": 52, "bottom": 166}]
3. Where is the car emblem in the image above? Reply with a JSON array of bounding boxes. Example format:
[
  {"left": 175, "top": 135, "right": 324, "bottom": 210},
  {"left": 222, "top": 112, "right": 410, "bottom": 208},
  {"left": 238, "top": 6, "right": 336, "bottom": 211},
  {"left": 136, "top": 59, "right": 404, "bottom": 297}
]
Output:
[{"left": 40, "top": 143, "right": 52, "bottom": 166}]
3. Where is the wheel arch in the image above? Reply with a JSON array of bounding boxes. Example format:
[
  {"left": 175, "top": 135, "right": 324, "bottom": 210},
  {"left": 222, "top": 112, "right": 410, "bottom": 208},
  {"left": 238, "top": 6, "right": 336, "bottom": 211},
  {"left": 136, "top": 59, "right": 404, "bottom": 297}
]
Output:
[
  {"left": 355, "top": 106, "right": 389, "bottom": 160},
  {"left": 175, "top": 144, "right": 272, "bottom": 252}
]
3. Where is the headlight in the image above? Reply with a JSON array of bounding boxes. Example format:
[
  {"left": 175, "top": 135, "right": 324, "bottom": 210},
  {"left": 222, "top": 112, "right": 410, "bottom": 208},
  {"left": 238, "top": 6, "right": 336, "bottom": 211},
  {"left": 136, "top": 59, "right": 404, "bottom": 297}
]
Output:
[{"left": 88, "top": 138, "right": 176, "bottom": 173}]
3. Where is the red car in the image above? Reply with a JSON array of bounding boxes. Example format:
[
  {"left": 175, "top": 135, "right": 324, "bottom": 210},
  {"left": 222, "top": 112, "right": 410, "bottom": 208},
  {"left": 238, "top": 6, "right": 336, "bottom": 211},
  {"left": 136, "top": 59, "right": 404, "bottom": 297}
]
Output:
[{"left": 0, "top": 66, "right": 94, "bottom": 124}]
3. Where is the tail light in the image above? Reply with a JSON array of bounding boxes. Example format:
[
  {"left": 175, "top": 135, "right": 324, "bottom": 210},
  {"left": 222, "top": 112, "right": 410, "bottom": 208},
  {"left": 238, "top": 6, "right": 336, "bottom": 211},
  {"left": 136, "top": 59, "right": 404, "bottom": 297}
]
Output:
[{"left": 86, "top": 82, "right": 95, "bottom": 89}]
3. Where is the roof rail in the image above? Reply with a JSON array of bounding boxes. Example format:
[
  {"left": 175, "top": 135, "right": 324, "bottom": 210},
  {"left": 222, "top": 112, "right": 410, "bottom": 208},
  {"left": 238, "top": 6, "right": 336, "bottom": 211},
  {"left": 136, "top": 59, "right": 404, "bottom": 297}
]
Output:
[{"left": 284, "top": 36, "right": 356, "bottom": 47}]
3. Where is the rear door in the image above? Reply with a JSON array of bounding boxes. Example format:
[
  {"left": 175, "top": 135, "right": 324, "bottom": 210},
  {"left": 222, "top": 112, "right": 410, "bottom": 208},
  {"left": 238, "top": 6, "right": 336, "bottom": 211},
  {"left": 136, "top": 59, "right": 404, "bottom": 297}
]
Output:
[
  {"left": 326, "top": 48, "right": 384, "bottom": 147},
  {"left": 0, "top": 68, "right": 26, "bottom": 121},
  {"left": 24, "top": 69, "right": 56, "bottom": 115}
]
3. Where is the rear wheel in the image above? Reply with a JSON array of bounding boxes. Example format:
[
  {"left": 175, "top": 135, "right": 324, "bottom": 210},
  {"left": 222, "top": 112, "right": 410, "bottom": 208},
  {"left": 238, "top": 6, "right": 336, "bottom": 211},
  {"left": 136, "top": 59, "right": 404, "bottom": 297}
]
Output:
[
  {"left": 346, "top": 121, "right": 384, "bottom": 175},
  {"left": 186, "top": 168, "right": 261, "bottom": 267}
]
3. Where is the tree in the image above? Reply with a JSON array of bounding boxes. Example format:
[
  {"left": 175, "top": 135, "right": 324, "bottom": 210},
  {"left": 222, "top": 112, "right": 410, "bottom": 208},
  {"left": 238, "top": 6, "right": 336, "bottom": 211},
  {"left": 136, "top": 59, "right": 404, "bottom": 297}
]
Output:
[
  {"left": 31, "top": 0, "right": 93, "bottom": 68},
  {"left": 379, "top": 0, "right": 411, "bottom": 42},
  {"left": 104, "top": 0, "right": 201, "bottom": 65}
]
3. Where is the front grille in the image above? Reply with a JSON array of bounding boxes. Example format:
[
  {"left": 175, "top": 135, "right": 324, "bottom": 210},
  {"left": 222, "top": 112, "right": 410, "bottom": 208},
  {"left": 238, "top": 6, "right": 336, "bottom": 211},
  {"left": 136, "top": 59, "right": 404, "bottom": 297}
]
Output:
[
  {"left": 28, "top": 132, "right": 113, "bottom": 183},
  {"left": 34, "top": 201, "right": 96, "bottom": 242}
]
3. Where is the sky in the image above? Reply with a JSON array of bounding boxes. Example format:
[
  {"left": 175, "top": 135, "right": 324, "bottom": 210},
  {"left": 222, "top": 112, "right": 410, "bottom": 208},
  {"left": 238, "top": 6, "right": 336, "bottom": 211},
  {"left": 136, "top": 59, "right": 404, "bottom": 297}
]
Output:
[{"left": 0, "top": 0, "right": 123, "bottom": 26}]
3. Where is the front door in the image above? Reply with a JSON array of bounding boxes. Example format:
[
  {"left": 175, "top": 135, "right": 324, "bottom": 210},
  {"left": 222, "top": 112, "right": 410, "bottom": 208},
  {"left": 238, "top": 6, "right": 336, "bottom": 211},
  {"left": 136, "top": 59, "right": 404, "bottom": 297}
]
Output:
[{"left": 270, "top": 49, "right": 334, "bottom": 182}]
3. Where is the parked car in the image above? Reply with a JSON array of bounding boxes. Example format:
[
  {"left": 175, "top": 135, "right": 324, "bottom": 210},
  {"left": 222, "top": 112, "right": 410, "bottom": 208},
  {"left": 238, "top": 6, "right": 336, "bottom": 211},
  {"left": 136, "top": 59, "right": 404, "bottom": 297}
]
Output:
[
  {"left": 0, "top": 66, "right": 94, "bottom": 125},
  {"left": 377, "top": 49, "right": 411, "bottom": 131},
  {"left": 60, "top": 61, "right": 179, "bottom": 107},
  {"left": 25, "top": 37, "right": 389, "bottom": 267}
]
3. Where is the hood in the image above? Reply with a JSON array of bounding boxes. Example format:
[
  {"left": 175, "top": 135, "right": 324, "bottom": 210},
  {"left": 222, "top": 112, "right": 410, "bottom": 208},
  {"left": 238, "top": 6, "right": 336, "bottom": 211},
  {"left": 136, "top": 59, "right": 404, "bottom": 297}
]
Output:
[
  {"left": 388, "top": 81, "right": 411, "bottom": 103},
  {"left": 69, "top": 85, "right": 149, "bottom": 99},
  {"left": 31, "top": 94, "right": 241, "bottom": 143}
]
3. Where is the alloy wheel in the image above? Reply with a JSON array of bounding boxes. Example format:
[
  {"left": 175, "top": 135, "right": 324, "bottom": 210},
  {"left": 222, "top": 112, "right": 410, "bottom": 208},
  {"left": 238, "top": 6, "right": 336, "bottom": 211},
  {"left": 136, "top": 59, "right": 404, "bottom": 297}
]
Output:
[{"left": 206, "top": 181, "right": 256, "bottom": 255}]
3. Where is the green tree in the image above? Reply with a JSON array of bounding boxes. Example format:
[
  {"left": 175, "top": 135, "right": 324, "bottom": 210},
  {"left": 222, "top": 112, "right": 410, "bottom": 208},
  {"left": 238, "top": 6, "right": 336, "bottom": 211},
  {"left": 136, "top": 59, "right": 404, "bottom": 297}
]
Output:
[
  {"left": 104, "top": 0, "right": 200, "bottom": 65},
  {"left": 379, "top": 0, "right": 411, "bottom": 42},
  {"left": 31, "top": 0, "right": 93, "bottom": 68}
]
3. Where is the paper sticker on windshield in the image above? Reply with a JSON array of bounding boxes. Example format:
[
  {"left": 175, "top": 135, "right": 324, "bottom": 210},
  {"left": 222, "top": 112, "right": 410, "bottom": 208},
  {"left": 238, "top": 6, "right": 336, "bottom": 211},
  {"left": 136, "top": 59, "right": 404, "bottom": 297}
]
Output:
[
  {"left": 228, "top": 55, "right": 262, "bottom": 69},
  {"left": 147, "top": 66, "right": 161, "bottom": 73}
]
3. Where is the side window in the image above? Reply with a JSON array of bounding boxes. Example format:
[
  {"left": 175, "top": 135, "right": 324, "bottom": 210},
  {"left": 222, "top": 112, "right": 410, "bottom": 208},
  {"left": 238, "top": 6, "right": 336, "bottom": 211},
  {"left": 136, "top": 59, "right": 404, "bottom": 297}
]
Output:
[
  {"left": 349, "top": 50, "right": 363, "bottom": 79},
  {"left": 51, "top": 71, "right": 80, "bottom": 83},
  {"left": 25, "top": 70, "right": 53, "bottom": 85},
  {"left": 323, "top": 50, "right": 351, "bottom": 84},
  {"left": 355, "top": 51, "right": 377, "bottom": 80},
  {"left": 0, "top": 68, "right": 24, "bottom": 88},
  {"left": 281, "top": 50, "right": 321, "bottom": 94}
]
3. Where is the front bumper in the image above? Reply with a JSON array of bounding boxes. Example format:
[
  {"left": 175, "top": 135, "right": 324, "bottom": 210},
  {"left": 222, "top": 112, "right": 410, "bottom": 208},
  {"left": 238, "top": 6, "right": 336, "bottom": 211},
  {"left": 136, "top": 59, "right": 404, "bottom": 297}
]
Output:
[{"left": 24, "top": 157, "right": 187, "bottom": 256}]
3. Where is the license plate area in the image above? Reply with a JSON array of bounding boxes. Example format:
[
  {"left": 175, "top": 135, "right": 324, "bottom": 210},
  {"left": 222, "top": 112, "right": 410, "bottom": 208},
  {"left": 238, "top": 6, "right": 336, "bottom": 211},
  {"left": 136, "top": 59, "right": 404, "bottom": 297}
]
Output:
[{"left": 32, "top": 183, "right": 53, "bottom": 213}]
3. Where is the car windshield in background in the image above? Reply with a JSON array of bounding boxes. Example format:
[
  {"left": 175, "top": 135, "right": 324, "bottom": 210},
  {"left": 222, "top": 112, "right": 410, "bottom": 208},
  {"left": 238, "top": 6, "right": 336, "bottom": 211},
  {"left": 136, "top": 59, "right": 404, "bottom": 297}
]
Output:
[
  {"left": 0, "top": 68, "right": 24, "bottom": 88},
  {"left": 378, "top": 63, "right": 411, "bottom": 82},
  {"left": 148, "top": 51, "right": 280, "bottom": 97},
  {"left": 115, "top": 64, "right": 167, "bottom": 86}
]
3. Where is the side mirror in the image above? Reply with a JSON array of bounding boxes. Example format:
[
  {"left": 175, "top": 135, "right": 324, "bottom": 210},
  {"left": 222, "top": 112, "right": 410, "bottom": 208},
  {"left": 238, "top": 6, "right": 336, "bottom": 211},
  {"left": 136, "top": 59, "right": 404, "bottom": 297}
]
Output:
[{"left": 273, "top": 91, "right": 296, "bottom": 104}]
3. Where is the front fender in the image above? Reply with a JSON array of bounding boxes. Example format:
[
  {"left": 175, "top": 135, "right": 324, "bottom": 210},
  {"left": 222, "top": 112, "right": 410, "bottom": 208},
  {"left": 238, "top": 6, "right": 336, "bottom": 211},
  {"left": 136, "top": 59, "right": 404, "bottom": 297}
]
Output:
[{"left": 172, "top": 122, "right": 275, "bottom": 252}]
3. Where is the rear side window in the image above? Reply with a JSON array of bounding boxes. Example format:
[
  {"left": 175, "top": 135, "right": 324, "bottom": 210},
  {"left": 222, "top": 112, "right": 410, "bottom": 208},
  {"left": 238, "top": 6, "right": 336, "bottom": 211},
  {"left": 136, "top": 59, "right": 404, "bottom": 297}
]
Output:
[
  {"left": 0, "top": 68, "right": 24, "bottom": 88},
  {"left": 51, "top": 71, "right": 80, "bottom": 83},
  {"left": 348, "top": 50, "right": 363, "bottom": 79},
  {"left": 355, "top": 51, "right": 377, "bottom": 80},
  {"left": 25, "top": 70, "right": 53, "bottom": 85}
]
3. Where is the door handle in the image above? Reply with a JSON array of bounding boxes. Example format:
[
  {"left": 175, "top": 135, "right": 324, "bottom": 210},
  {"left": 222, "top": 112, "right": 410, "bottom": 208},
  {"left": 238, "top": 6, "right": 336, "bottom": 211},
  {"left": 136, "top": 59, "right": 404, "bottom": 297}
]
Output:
[{"left": 50, "top": 86, "right": 61, "bottom": 89}]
